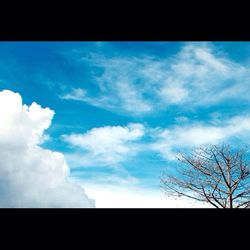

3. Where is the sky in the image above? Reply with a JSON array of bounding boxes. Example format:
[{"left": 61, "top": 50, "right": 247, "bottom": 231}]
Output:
[{"left": 1, "top": 41, "right": 250, "bottom": 207}]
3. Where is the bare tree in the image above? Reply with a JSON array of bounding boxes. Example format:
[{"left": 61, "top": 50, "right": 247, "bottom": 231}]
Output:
[{"left": 160, "top": 144, "right": 250, "bottom": 208}]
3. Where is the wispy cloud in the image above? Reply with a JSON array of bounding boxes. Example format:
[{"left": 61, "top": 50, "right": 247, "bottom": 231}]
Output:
[
  {"left": 163, "top": 43, "right": 247, "bottom": 106},
  {"left": 61, "top": 42, "right": 250, "bottom": 116},
  {"left": 152, "top": 115, "right": 250, "bottom": 160},
  {"left": 62, "top": 111, "right": 250, "bottom": 167},
  {"left": 61, "top": 88, "right": 87, "bottom": 101},
  {"left": 61, "top": 55, "right": 155, "bottom": 115}
]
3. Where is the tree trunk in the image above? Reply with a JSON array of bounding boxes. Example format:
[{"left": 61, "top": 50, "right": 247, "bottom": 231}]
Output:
[
  {"left": 229, "top": 189, "right": 233, "bottom": 208},
  {"left": 227, "top": 159, "right": 233, "bottom": 208}
]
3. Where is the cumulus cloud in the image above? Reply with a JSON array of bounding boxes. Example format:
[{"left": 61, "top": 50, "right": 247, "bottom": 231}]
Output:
[
  {"left": 0, "top": 89, "right": 94, "bottom": 207},
  {"left": 62, "top": 123, "right": 145, "bottom": 167},
  {"left": 61, "top": 42, "right": 250, "bottom": 115}
]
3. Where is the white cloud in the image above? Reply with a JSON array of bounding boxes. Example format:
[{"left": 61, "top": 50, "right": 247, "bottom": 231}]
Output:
[
  {"left": 0, "top": 89, "right": 94, "bottom": 207},
  {"left": 66, "top": 55, "right": 158, "bottom": 115},
  {"left": 72, "top": 170, "right": 202, "bottom": 208},
  {"left": 60, "top": 55, "right": 159, "bottom": 115},
  {"left": 61, "top": 42, "right": 250, "bottom": 115},
  {"left": 61, "top": 87, "right": 86, "bottom": 101},
  {"left": 152, "top": 115, "right": 250, "bottom": 160},
  {"left": 115, "top": 81, "right": 152, "bottom": 113},
  {"left": 71, "top": 171, "right": 140, "bottom": 187},
  {"left": 159, "top": 86, "right": 189, "bottom": 104},
  {"left": 82, "top": 183, "right": 210, "bottom": 208},
  {"left": 62, "top": 123, "right": 145, "bottom": 167},
  {"left": 159, "top": 43, "right": 247, "bottom": 106},
  {"left": 175, "top": 116, "right": 189, "bottom": 123}
]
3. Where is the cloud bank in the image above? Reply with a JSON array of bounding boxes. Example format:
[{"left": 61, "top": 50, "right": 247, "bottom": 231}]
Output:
[
  {"left": 82, "top": 183, "right": 210, "bottom": 208},
  {"left": 0, "top": 89, "right": 94, "bottom": 207}
]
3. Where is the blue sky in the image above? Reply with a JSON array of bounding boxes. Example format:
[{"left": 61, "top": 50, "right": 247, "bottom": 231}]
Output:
[{"left": 1, "top": 41, "right": 250, "bottom": 207}]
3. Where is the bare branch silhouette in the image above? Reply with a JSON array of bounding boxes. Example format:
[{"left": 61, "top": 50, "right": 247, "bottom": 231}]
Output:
[{"left": 161, "top": 144, "right": 250, "bottom": 208}]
